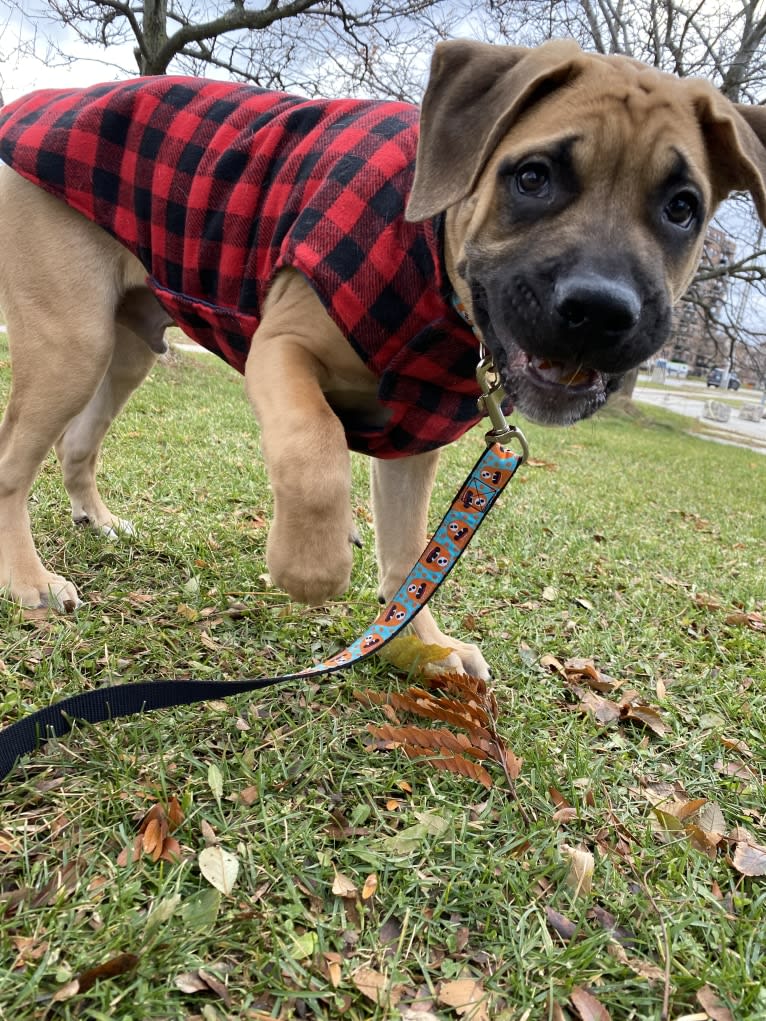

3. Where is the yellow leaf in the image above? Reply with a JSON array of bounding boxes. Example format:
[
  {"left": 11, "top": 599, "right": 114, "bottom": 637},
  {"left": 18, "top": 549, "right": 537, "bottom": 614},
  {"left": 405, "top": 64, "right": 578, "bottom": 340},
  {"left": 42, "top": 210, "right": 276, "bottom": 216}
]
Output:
[
  {"left": 361, "top": 874, "right": 378, "bottom": 900},
  {"left": 378, "top": 635, "right": 452, "bottom": 674}
]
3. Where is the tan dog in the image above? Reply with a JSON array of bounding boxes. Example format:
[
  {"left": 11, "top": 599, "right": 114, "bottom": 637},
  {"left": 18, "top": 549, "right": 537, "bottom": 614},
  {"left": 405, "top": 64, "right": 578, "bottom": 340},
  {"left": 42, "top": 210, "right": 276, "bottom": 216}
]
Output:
[{"left": 0, "top": 39, "right": 765, "bottom": 679}]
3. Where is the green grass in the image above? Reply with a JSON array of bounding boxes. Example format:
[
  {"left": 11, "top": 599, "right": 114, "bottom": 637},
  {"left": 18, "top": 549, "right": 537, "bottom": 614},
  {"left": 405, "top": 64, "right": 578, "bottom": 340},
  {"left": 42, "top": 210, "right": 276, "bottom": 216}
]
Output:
[{"left": 0, "top": 342, "right": 764, "bottom": 1020}]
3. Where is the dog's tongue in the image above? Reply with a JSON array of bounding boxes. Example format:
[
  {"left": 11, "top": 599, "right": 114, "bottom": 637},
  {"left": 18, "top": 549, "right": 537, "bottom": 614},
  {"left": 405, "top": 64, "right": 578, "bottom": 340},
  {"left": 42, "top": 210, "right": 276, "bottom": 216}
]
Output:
[{"left": 530, "top": 356, "right": 593, "bottom": 387}]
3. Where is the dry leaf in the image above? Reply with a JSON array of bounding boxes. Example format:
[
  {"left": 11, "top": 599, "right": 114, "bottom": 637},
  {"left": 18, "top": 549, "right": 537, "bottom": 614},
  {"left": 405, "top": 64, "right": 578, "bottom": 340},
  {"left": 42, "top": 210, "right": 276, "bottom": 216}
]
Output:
[
  {"left": 175, "top": 972, "right": 209, "bottom": 994},
  {"left": 378, "top": 635, "right": 452, "bottom": 674},
  {"left": 504, "top": 747, "right": 523, "bottom": 780},
  {"left": 323, "top": 952, "right": 342, "bottom": 988},
  {"left": 732, "top": 838, "right": 766, "bottom": 877},
  {"left": 546, "top": 906, "right": 578, "bottom": 942},
  {"left": 541, "top": 653, "right": 567, "bottom": 676},
  {"left": 332, "top": 871, "right": 357, "bottom": 897},
  {"left": 200, "top": 819, "right": 219, "bottom": 846},
  {"left": 198, "top": 846, "right": 239, "bottom": 895},
  {"left": 69, "top": 953, "right": 139, "bottom": 996},
  {"left": 51, "top": 980, "right": 81, "bottom": 1003},
  {"left": 175, "top": 969, "right": 230, "bottom": 1005},
  {"left": 696, "top": 984, "right": 735, "bottom": 1021},
  {"left": 352, "top": 967, "right": 401, "bottom": 1007},
  {"left": 570, "top": 984, "right": 612, "bottom": 1021},
  {"left": 620, "top": 702, "right": 668, "bottom": 737},
  {"left": 402, "top": 747, "right": 493, "bottom": 788},
  {"left": 697, "top": 802, "right": 726, "bottom": 839},
  {"left": 438, "top": 977, "right": 489, "bottom": 1020},
  {"left": 564, "top": 658, "right": 619, "bottom": 692},
  {"left": 361, "top": 874, "right": 378, "bottom": 900},
  {"left": 142, "top": 818, "right": 164, "bottom": 860},
  {"left": 724, "top": 610, "right": 765, "bottom": 632},
  {"left": 606, "top": 941, "right": 664, "bottom": 981},
  {"left": 563, "top": 845, "right": 594, "bottom": 898},
  {"left": 720, "top": 737, "right": 753, "bottom": 758}
]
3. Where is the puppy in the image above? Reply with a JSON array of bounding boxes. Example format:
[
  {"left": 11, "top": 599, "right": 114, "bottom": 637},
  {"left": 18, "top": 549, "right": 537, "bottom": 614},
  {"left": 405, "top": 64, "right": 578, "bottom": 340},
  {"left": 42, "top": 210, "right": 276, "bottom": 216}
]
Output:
[{"left": 0, "top": 39, "right": 764, "bottom": 678}]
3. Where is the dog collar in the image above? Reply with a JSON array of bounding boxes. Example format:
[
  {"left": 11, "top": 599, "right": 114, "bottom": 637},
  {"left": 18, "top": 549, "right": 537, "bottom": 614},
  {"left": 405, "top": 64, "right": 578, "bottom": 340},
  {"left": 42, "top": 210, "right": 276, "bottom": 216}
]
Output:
[{"left": 452, "top": 295, "right": 530, "bottom": 459}]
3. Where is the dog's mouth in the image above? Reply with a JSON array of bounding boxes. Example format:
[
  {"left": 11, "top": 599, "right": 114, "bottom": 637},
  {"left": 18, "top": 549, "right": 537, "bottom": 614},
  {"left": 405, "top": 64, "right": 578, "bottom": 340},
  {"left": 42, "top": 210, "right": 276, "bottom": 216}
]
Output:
[
  {"left": 525, "top": 355, "right": 600, "bottom": 391},
  {"left": 498, "top": 343, "right": 609, "bottom": 425}
]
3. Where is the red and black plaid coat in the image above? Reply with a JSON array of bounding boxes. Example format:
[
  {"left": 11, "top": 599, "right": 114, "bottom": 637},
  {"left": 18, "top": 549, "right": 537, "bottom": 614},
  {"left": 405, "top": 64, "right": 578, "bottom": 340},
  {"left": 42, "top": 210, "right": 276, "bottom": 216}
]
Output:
[{"left": 0, "top": 77, "right": 484, "bottom": 458}]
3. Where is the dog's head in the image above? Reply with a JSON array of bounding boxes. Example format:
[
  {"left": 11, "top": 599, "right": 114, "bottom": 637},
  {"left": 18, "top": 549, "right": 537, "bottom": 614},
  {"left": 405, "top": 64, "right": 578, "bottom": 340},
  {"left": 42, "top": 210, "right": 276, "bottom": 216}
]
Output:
[{"left": 407, "top": 39, "right": 766, "bottom": 425}]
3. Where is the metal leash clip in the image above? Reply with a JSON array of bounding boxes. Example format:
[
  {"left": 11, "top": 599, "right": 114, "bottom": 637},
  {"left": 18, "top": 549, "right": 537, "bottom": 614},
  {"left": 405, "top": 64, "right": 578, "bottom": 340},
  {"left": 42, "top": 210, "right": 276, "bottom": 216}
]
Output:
[{"left": 476, "top": 352, "right": 529, "bottom": 461}]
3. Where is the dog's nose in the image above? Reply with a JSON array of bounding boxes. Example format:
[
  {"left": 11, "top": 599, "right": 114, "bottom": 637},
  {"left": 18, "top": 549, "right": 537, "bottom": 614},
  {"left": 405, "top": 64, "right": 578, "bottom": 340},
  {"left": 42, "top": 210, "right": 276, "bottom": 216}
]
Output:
[{"left": 554, "top": 275, "right": 641, "bottom": 335}]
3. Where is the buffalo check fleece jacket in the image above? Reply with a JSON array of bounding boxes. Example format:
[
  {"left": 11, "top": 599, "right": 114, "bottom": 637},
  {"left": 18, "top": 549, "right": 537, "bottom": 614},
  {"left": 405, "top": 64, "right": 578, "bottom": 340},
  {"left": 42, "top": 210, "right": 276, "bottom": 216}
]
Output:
[{"left": 0, "top": 76, "right": 485, "bottom": 458}]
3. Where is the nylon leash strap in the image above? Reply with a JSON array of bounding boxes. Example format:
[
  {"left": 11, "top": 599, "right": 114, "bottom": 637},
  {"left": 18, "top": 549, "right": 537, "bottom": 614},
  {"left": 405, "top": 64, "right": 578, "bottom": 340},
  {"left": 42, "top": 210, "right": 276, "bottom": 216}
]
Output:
[{"left": 0, "top": 442, "right": 523, "bottom": 781}]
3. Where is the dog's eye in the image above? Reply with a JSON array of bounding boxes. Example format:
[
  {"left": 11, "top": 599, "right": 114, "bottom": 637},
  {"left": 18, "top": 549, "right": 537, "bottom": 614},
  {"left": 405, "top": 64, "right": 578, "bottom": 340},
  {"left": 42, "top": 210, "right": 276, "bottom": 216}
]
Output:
[
  {"left": 665, "top": 191, "right": 698, "bottom": 228},
  {"left": 515, "top": 161, "right": 550, "bottom": 197}
]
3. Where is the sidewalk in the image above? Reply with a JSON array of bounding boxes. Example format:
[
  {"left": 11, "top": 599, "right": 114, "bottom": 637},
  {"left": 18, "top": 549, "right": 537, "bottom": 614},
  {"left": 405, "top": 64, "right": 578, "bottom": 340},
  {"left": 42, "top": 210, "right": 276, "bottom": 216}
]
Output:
[{"left": 634, "top": 385, "right": 766, "bottom": 455}]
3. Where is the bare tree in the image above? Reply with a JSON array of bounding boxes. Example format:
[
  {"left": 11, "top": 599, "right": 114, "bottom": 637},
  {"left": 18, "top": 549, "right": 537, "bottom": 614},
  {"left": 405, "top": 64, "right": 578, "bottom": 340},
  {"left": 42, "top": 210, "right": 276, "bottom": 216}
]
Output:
[{"left": 1, "top": 1, "right": 461, "bottom": 100}]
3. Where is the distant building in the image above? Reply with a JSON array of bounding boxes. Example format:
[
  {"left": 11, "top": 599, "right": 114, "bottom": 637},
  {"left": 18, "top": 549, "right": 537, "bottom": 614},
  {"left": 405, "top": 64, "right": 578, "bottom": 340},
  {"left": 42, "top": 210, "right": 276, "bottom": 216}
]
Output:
[{"left": 662, "top": 226, "right": 736, "bottom": 375}]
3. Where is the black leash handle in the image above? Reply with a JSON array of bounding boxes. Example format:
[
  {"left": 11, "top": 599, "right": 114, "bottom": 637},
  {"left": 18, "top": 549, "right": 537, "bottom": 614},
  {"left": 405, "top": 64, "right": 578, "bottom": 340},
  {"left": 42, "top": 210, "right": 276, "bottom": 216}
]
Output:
[{"left": 0, "top": 444, "right": 521, "bottom": 780}]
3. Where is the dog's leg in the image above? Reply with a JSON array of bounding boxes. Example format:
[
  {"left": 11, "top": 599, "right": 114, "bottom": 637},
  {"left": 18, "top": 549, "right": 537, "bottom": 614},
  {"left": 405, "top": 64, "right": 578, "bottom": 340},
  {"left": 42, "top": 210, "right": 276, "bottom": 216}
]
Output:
[
  {"left": 371, "top": 453, "right": 491, "bottom": 679},
  {"left": 0, "top": 170, "right": 144, "bottom": 609},
  {"left": 0, "top": 318, "right": 116, "bottom": 609},
  {"left": 55, "top": 321, "right": 158, "bottom": 538},
  {"left": 245, "top": 277, "right": 356, "bottom": 605}
]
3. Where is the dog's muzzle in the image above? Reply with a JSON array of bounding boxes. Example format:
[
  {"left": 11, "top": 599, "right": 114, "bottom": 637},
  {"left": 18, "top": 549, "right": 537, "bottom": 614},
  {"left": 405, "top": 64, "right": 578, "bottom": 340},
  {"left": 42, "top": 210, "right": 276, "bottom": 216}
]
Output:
[{"left": 468, "top": 258, "right": 670, "bottom": 426}]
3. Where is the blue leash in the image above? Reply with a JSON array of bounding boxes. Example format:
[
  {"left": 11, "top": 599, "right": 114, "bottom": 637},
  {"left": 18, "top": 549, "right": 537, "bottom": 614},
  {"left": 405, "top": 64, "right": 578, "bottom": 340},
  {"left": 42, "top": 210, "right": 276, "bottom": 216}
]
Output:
[{"left": 0, "top": 439, "right": 525, "bottom": 781}]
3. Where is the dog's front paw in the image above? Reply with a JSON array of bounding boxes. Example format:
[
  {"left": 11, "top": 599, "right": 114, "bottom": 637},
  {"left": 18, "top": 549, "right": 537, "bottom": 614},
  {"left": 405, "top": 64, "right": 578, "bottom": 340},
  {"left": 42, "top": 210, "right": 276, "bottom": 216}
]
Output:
[
  {"left": 407, "top": 608, "right": 491, "bottom": 680},
  {"left": 434, "top": 640, "right": 491, "bottom": 681},
  {"left": 2, "top": 571, "right": 81, "bottom": 612},
  {"left": 267, "top": 514, "right": 354, "bottom": 605}
]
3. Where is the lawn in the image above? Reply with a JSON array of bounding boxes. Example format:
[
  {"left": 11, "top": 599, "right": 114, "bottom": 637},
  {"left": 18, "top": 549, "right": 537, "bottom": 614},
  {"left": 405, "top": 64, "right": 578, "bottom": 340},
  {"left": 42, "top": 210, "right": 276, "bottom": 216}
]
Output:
[{"left": 0, "top": 340, "right": 764, "bottom": 1021}]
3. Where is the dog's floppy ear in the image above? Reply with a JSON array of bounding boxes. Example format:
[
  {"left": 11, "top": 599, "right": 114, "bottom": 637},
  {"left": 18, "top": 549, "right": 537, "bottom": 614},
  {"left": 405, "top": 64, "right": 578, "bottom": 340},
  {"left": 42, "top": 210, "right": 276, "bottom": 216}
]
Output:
[
  {"left": 693, "top": 87, "right": 766, "bottom": 224},
  {"left": 406, "top": 38, "right": 583, "bottom": 222}
]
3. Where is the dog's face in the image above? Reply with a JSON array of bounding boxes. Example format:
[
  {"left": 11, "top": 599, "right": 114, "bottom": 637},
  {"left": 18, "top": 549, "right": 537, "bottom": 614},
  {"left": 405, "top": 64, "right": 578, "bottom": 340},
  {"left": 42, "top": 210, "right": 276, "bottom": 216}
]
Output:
[{"left": 408, "top": 41, "right": 766, "bottom": 426}]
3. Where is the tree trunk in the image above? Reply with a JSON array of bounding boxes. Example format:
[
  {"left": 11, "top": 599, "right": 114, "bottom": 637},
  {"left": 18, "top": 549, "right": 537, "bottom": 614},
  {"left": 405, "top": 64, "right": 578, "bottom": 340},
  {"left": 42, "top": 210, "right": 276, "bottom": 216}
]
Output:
[
  {"left": 619, "top": 366, "right": 640, "bottom": 399},
  {"left": 138, "top": 0, "right": 169, "bottom": 75}
]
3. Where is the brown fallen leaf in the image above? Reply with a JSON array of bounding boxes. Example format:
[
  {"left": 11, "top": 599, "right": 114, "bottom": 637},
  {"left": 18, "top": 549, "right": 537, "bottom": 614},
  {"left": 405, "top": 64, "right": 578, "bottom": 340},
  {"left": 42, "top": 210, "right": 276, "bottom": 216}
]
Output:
[
  {"left": 70, "top": 953, "right": 140, "bottom": 996},
  {"left": 118, "top": 799, "right": 185, "bottom": 866},
  {"left": 720, "top": 736, "right": 753, "bottom": 758},
  {"left": 438, "top": 977, "right": 489, "bottom": 1020},
  {"left": 724, "top": 610, "right": 765, "bottom": 633},
  {"left": 715, "top": 759, "right": 756, "bottom": 781},
  {"left": 545, "top": 906, "right": 578, "bottom": 942},
  {"left": 569, "top": 984, "right": 612, "bottom": 1021},
  {"left": 332, "top": 871, "right": 357, "bottom": 897},
  {"left": 606, "top": 941, "right": 664, "bottom": 981},
  {"left": 564, "top": 658, "right": 620, "bottom": 693},
  {"left": 619, "top": 702, "right": 668, "bottom": 737},
  {"left": 175, "top": 968, "right": 230, "bottom": 1005},
  {"left": 352, "top": 966, "right": 401, "bottom": 1007},
  {"left": 696, "top": 984, "right": 735, "bottom": 1021},
  {"left": 731, "top": 836, "right": 766, "bottom": 877}
]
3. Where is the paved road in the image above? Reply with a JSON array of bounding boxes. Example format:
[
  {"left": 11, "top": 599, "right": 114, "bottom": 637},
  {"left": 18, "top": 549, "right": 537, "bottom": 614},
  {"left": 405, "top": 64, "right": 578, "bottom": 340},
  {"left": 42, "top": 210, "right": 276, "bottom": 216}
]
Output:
[{"left": 634, "top": 382, "right": 766, "bottom": 454}]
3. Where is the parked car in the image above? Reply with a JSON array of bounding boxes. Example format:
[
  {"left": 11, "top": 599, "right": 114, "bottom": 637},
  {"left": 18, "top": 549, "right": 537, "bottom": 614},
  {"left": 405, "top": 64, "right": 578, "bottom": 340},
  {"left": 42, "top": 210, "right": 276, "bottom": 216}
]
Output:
[{"left": 706, "top": 368, "right": 741, "bottom": 390}]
